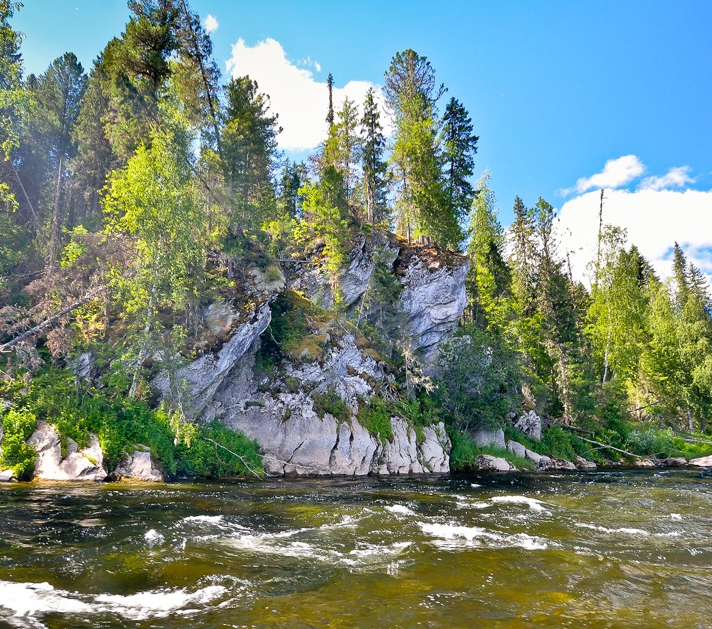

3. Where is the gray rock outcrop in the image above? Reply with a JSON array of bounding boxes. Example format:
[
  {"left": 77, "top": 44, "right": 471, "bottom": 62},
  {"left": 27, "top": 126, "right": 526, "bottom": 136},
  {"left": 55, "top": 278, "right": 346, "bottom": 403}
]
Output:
[
  {"left": 476, "top": 454, "right": 514, "bottom": 472},
  {"left": 154, "top": 302, "right": 272, "bottom": 419},
  {"left": 513, "top": 410, "right": 542, "bottom": 441},
  {"left": 689, "top": 455, "right": 712, "bottom": 467},
  {"left": 28, "top": 421, "right": 107, "bottom": 481},
  {"left": 111, "top": 448, "right": 164, "bottom": 482},
  {"left": 397, "top": 251, "right": 468, "bottom": 364},
  {"left": 473, "top": 428, "right": 506, "bottom": 448}
]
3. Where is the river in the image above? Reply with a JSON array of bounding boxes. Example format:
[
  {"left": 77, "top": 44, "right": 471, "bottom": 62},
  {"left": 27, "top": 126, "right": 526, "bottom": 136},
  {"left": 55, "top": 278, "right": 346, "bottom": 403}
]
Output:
[{"left": 1, "top": 470, "right": 711, "bottom": 628}]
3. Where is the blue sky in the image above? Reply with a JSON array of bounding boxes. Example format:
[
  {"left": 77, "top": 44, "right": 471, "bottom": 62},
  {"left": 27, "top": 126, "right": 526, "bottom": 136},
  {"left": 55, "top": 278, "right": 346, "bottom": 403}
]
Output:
[{"left": 14, "top": 0, "right": 712, "bottom": 283}]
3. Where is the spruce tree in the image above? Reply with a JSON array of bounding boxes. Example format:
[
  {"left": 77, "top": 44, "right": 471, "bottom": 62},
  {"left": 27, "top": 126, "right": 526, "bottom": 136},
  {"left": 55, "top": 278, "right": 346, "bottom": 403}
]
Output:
[{"left": 360, "top": 87, "right": 388, "bottom": 230}]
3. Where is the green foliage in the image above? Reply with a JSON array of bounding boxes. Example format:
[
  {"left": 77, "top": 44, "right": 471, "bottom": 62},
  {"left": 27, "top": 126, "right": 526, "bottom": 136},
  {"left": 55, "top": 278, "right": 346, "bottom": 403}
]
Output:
[
  {"left": 357, "top": 397, "right": 393, "bottom": 444},
  {"left": 174, "top": 420, "right": 263, "bottom": 478},
  {"left": 0, "top": 408, "right": 38, "bottom": 480},
  {"left": 297, "top": 167, "right": 350, "bottom": 273},
  {"left": 434, "top": 324, "right": 521, "bottom": 431},
  {"left": 0, "top": 363, "right": 264, "bottom": 479},
  {"left": 448, "top": 430, "right": 533, "bottom": 472},
  {"left": 312, "top": 389, "right": 350, "bottom": 423}
]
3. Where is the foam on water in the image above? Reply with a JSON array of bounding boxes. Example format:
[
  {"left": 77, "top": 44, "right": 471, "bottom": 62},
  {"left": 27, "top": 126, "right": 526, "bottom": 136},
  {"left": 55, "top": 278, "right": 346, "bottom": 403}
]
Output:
[
  {"left": 144, "top": 529, "right": 165, "bottom": 545},
  {"left": 420, "top": 522, "right": 549, "bottom": 550},
  {"left": 386, "top": 504, "right": 417, "bottom": 517},
  {"left": 0, "top": 580, "right": 228, "bottom": 624},
  {"left": 576, "top": 523, "right": 650, "bottom": 536},
  {"left": 490, "top": 495, "right": 549, "bottom": 512}
]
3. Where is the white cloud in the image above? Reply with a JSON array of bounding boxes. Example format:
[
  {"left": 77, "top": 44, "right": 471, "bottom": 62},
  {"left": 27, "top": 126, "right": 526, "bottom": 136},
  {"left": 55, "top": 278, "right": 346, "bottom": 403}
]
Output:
[
  {"left": 556, "top": 186, "right": 712, "bottom": 286},
  {"left": 562, "top": 155, "right": 646, "bottom": 196},
  {"left": 639, "top": 166, "right": 694, "bottom": 191},
  {"left": 226, "top": 38, "right": 385, "bottom": 151},
  {"left": 203, "top": 14, "right": 218, "bottom": 34}
]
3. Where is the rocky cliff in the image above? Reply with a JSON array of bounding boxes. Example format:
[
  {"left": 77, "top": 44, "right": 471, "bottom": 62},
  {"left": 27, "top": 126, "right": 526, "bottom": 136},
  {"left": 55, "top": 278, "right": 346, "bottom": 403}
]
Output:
[{"left": 159, "top": 233, "right": 466, "bottom": 476}]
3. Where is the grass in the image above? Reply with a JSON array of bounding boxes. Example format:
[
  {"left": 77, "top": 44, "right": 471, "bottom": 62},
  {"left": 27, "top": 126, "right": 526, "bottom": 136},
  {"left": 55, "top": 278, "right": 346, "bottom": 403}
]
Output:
[{"left": 449, "top": 430, "right": 534, "bottom": 471}]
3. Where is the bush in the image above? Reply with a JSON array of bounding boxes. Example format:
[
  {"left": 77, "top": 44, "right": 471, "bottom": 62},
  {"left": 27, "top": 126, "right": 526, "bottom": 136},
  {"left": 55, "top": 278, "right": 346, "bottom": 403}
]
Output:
[
  {"left": 449, "top": 430, "right": 533, "bottom": 471},
  {"left": 434, "top": 325, "right": 521, "bottom": 432},
  {"left": 174, "top": 421, "right": 263, "bottom": 478},
  {"left": 357, "top": 397, "right": 393, "bottom": 444},
  {"left": 312, "top": 389, "right": 350, "bottom": 423},
  {"left": 0, "top": 408, "right": 38, "bottom": 480}
]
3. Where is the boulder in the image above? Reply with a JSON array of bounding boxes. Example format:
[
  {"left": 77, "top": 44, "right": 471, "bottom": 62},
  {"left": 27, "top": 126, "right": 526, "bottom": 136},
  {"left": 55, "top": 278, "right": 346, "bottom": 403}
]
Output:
[
  {"left": 0, "top": 469, "right": 15, "bottom": 482},
  {"left": 472, "top": 428, "right": 506, "bottom": 448},
  {"left": 111, "top": 448, "right": 164, "bottom": 482},
  {"left": 659, "top": 457, "right": 687, "bottom": 468},
  {"left": 548, "top": 458, "right": 577, "bottom": 471},
  {"left": 575, "top": 455, "right": 597, "bottom": 469},
  {"left": 513, "top": 410, "right": 542, "bottom": 441},
  {"left": 524, "top": 449, "right": 552, "bottom": 469},
  {"left": 28, "top": 421, "right": 107, "bottom": 481},
  {"left": 476, "top": 454, "right": 514, "bottom": 472},
  {"left": 689, "top": 455, "right": 712, "bottom": 467},
  {"left": 506, "top": 440, "right": 527, "bottom": 458},
  {"left": 633, "top": 458, "right": 655, "bottom": 468}
]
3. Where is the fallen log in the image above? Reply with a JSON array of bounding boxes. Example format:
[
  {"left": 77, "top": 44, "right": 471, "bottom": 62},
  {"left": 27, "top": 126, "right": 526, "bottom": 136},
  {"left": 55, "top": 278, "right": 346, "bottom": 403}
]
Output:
[{"left": 0, "top": 286, "right": 107, "bottom": 353}]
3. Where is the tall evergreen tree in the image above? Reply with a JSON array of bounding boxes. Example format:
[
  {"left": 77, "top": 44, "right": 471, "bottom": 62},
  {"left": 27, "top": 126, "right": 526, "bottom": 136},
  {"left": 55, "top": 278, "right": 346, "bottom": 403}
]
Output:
[
  {"left": 360, "top": 87, "right": 388, "bottom": 230},
  {"left": 384, "top": 49, "right": 460, "bottom": 248},
  {"left": 441, "top": 97, "right": 478, "bottom": 227},
  {"left": 465, "top": 171, "right": 509, "bottom": 331},
  {"left": 222, "top": 75, "right": 281, "bottom": 233}
]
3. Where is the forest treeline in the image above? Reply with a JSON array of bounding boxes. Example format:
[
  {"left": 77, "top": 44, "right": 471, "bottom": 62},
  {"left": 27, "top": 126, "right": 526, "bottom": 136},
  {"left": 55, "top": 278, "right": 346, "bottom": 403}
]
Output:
[{"left": 1, "top": 0, "right": 712, "bottom": 476}]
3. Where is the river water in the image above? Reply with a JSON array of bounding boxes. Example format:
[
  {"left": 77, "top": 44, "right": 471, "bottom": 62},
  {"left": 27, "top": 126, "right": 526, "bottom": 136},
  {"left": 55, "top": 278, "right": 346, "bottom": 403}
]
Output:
[{"left": 1, "top": 470, "right": 712, "bottom": 628}]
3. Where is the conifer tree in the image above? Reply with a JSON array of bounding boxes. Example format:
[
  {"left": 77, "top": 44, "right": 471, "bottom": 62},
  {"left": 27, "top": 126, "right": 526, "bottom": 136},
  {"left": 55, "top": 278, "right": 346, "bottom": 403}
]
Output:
[
  {"left": 222, "top": 75, "right": 281, "bottom": 233},
  {"left": 360, "top": 87, "right": 388, "bottom": 230},
  {"left": 465, "top": 171, "right": 509, "bottom": 331},
  {"left": 441, "top": 97, "right": 478, "bottom": 227},
  {"left": 384, "top": 49, "right": 460, "bottom": 248}
]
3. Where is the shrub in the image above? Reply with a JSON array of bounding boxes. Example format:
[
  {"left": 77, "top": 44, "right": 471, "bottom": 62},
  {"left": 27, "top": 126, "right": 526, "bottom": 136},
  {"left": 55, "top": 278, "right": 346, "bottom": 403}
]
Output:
[
  {"left": 174, "top": 421, "right": 263, "bottom": 478},
  {"left": 448, "top": 430, "right": 533, "bottom": 471},
  {"left": 357, "top": 397, "right": 393, "bottom": 444},
  {"left": 0, "top": 408, "right": 38, "bottom": 480},
  {"left": 312, "top": 389, "right": 350, "bottom": 423}
]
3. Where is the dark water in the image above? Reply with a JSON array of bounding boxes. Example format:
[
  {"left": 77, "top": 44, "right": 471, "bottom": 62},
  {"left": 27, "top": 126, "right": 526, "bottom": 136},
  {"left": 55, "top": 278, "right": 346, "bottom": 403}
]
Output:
[{"left": 2, "top": 470, "right": 712, "bottom": 628}]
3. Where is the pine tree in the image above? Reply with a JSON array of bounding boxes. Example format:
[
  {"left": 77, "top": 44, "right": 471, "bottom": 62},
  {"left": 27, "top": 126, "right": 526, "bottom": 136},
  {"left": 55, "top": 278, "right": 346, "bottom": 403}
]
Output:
[{"left": 172, "top": 0, "right": 223, "bottom": 158}]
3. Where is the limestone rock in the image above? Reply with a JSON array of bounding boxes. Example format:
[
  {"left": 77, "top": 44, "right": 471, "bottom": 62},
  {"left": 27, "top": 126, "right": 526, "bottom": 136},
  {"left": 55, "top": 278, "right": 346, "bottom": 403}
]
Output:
[
  {"left": 111, "top": 448, "right": 164, "bottom": 482},
  {"left": 476, "top": 454, "right": 514, "bottom": 472},
  {"left": 28, "top": 421, "right": 107, "bottom": 481},
  {"left": 689, "top": 455, "right": 712, "bottom": 467},
  {"left": 472, "top": 428, "right": 506, "bottom": 448},
  {"left": 524, "top": 449, "right": 552, "bottom": 469},
  {"left": 73, "top": 351, "right": 96, "bottom": 383},
  {"left": 506, "top": 440, "right": 527, "bottom": 458},
  {"left": 513, "top": 410, "right": 542, "bottom": 441},
  {"left": 575, "top": 455, "right": 597, "bottom": 469},
  {"left": 397, "top": 253, "right": 468, "bottom": 364},
  {"left": 0, "top": 469, "right": 15, "bottom": 482},
  {"left": 290, "top": 235, "right": 400, "bottom": 312},
  {"left": 154, "top": 302, "right": 272, "bottom": 419}
]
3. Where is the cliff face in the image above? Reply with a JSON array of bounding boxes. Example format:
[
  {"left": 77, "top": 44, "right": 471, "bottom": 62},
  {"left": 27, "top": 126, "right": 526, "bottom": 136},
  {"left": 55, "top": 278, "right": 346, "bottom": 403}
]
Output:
[
  {"left": 2, "top": 234, "right": 467, "bottom": 482},
  {"left": 160, "top": 233, "right": 467, "bottom": 477}
]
